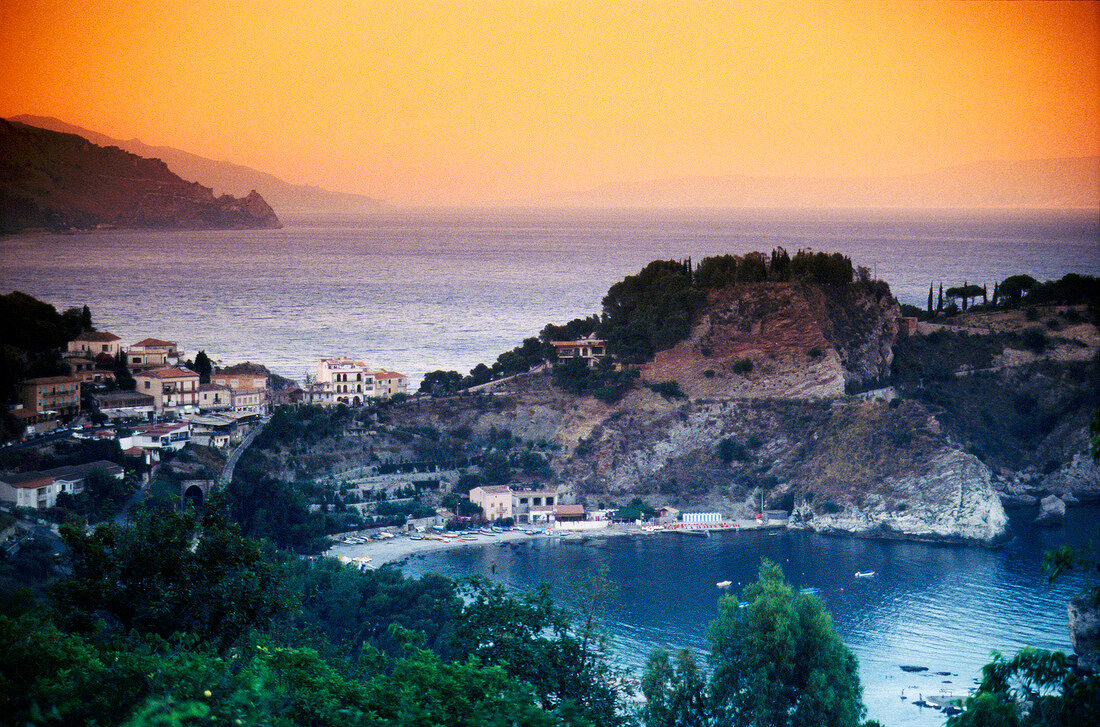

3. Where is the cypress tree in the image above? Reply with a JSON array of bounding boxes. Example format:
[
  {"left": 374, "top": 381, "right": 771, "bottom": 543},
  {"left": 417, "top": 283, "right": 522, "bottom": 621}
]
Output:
[
  {"left": 927, "top": 284, "right": 934, "bottom": 314},
  {"left": 937, "top": 283, "right": 944, "bottom": 312}
]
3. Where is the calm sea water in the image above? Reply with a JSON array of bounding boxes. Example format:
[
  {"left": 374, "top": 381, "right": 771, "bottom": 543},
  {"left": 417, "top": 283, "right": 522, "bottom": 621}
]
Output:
[
  {"left": 0, "top": 208, "right": 1096, "bottom": 386},
  {"left": 402, "top": 507, "right": 1100, "bottom": 727}
]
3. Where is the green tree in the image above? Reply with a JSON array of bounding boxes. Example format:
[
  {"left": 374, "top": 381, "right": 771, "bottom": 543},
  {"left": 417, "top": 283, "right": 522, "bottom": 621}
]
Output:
[
  {"left": 947, "top": 647, "right": 1100, "bottom": 727},
  {"left": 641, "top": 648, "right": 710, "bottom": 727},
  {"left": 113, "top": 350, "right": 136, "bottom": 390},
  {"left": 708, "top": 560, "right": 864, "bottom": 727},
  {"left": 193, "top": 350, "right": 212, "bottom": 384}
]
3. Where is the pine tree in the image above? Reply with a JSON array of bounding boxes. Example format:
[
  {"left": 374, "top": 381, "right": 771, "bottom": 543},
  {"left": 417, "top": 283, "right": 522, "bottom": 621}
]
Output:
[{"left": 194, "top": 350, "right": 212, "bottom": 384}]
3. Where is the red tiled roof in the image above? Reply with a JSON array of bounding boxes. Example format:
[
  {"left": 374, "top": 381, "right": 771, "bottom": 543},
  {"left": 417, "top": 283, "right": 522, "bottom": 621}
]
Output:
[
  {"left": 136, "top": 367, "right": 198, "bottom": 379},
  {"left": 73, "top": 331, "right": 121, "bottom": 342},
  {"left": 199, "top": 383, "right": 229, "bottom": 391},
  {"left": 12, "top": 476, "right": 54, "bottom": 489},
  {"left": 122, "top": 447, "right": 144, "bottom": 456},
  {"left": 132, "top": 338, "right": 176, "bottom": 348},
  {"left": 555, "top": 504, "right": 585, "bottom": 516},
  {"left": 22, "top": 375, "right": 80, "bottom": 385},
  {"left": 374, "top": 369, "right": 406, "bottom": 379}
]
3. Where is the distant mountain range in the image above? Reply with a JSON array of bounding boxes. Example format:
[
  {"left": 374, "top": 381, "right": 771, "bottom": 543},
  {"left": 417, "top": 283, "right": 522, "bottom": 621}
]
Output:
[
  {"left": 0, "top": 119, "right": 281, "bottom": 233},
  {"left": 10, "top": 115, "right": 383, "bottom": 215},
  {"left": 542, "top": 157, "right": 1100, "bottom": 209}
]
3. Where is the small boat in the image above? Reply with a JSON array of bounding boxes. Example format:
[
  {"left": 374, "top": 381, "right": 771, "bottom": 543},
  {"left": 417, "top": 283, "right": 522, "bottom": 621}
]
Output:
[
  {"left": 738, "top": 601, "right": 750, "bottom": 609},
  {"left": 855, "top": 571, "right": 876, "bottom": 578},
  {"left": 716, "top": 580, "right": 732, "bottom": 589},
  {"left": 800, "top": 587, "right": 821, "bottom": 595}
]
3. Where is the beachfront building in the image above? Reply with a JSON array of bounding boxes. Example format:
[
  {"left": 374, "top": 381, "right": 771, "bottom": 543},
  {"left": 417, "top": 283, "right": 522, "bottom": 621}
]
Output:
[
  {"left": 127, "top": 338, "right": 181, "bottom": 371},
  {"left": 549, "top": 334, "right": 607, "bottom": 368},
  {"left": 133, "top": 366, "right": 199, "bottom": 414},
  {"left": 67, "top": 330, "right": 122, "bottom": 359},
  {"left": 19, "top": 375, "right": 82, "bottom": 418},
  {"left": 512, "top": 488, "right": 557, "bottom": 523},
  {"left": 469, "top": 485, "right": 513, "bottom": 521}
]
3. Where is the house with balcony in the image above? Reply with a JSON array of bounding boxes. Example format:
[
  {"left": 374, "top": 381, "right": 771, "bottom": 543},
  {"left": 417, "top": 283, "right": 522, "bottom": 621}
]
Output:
[
  {"left": 314, "top": 357, "right": 376, "bottom": 405},
  {"left": 210, "top": 368, "right": 268, "bottom": 415},
  {"left": 133, "top": 366, "right": 199, "bottom": 414},
  {"left": 126, "top": 422, "right": 192, "bottom": 452},
  {"left": 549, "top": 334, "right": 608, "bottom": 367},
  {"left": 19, "top": 375, "right": 81, "bottom": 418},
  {"left": 469, "top": 485, "right": 513, "bottom": 521},
  {"left": 373, "top": 369, "right": 409, "bottom": 398}
]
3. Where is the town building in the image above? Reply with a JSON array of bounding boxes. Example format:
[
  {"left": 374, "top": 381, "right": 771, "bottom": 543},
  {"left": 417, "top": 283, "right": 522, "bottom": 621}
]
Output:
[
  {"left": 127, "top": 338, "right": 181, "bottom": 371},
  {"left": 373, "top": 369, "right": 409, "bottom": 398},
  {"left": 0, "top": 461, "right": 124, "bottom": 510},
  {"left": 133, "top": 366, "right": 199, "bottom": 414},
  {"left": 315, "top": 357, "right": 375, "bottom": 405},
  {"left": 511, "top": 488, "right": 558, "bottom": 523},
  {"left": 197, "top": 383, "right": 232, "bottom": 412},
  {"left": 549, "top": 334, "right": 608, "bottom": 367},
  {"left": 67, "top": 330, "right": 122, "bottom": 358},
  {"left": 66, "top": 357, "right": 115, "bottom": 386},
  {"left": 18, "top": 375, "right": 81, "bottom": 418},
  {"left": 469, "top": 485, "right": 513, "bottom": 521},
  {"left": 92, "top": 391, "right": 156, "bottom": 420},
  {"left": 125, "top": 422, "right": 192, "bottom": 452}
]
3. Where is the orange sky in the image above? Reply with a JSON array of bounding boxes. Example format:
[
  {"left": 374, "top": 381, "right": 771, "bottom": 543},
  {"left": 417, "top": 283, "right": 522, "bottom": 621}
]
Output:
[{"left": 1, "top": 1, "right": 1097, "bottom": 205}]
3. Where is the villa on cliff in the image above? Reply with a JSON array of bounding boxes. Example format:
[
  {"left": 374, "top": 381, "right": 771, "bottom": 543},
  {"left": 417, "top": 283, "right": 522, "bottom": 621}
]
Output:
[
  {"left": 310, "top": 357, "right": 408, "bottom": 405},
  {"left": 549, "top": 334, "right": 607, "bottom": 367}
]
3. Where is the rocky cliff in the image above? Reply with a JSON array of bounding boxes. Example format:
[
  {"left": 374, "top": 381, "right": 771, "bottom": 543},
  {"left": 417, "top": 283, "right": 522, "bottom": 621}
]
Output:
[
  {"left": 0, "top": 119, "right": 281, "bottom": 232},
  {"left": 368, "top": 280, "right": 1010, "bottom": 544}
]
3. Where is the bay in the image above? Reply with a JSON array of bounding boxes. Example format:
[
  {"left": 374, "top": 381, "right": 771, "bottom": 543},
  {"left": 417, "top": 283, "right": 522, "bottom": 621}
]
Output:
[
  {"left": 401, "top": 507, "right": 1099, "bottom": 727},
  {"left": 1, "top": 208, "right": 1096, "bottom": 387}
]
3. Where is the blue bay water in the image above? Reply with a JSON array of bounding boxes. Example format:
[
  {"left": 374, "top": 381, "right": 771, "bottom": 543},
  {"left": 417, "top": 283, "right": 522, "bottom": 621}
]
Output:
[
  {"left": 1, "top": 208, "right": 1096, "bottom": 387},
  {"left": 402, "top": 508, "right": 1100, "bottom": 727}
]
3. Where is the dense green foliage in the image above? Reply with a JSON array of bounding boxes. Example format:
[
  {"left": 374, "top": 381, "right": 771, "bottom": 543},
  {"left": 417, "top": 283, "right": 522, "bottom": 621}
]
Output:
[
  {"left": 553, "top": 355, "right": 641, "bottom": 404},
  {"left": 946, "top": 647, "right": 1100, "bottom": 727},
  {"left": 0, "top": 507, "right": 635, "bottom": 727},
  {"left": 640, "top": 560, "right": 865, "bottom": 727},
  {"left": 0, "top": 291, "right": 95, "bottom": 436},
  {"left": 600, "top": 259, "right": 705, "bottom": 364}
]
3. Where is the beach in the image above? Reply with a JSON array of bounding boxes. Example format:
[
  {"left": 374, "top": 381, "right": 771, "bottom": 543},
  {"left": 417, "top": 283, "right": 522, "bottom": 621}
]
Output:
[{"left": 326, "top": 520, "right": 785, "bottom": 567}]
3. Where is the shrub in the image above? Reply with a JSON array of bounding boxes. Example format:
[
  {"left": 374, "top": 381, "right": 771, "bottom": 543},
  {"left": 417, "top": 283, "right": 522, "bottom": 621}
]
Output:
[
  {"left": 732, "top": 358, "right": 754, "bottom": 374},
  {"left": 648, "top": 380, "right": 686, "bottom": 399},
  {"left": 703, "top": 369, "right": 716, "bottom": 378},
  {"left": 807, "top": 347, "right": 823, "bottom": 359},
  {"left": 1021, "top": 327, "right": 1048, "bottom": 354}
]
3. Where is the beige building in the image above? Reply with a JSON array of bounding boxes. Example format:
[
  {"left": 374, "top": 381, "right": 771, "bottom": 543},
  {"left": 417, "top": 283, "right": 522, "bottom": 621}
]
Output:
[
  {"left": 211, "top": 370, "right": 267, "bottom": 390},
  {"left": 198, "top": 383, "right": 232, "bottom": 411},
  {"left": 374, "top": 369, "right": 409, "bottom": 398},
  {"left": 513, "top": 488, "right": 558, "bottom": 523},
  {"left": 67, "top": 330, "right": 122, "bottom": 358},
  {"left": 134, "top": 366, "right": 200, "bottom": 413},
  {"left": 19, "top": 375, "right": 81, "bottom": 417},
  {"left": 127, "top": 338, "right": 180, "bottom": 370},
  {"left": 469, "top": 485, "right": 513, "bottom": 521}
]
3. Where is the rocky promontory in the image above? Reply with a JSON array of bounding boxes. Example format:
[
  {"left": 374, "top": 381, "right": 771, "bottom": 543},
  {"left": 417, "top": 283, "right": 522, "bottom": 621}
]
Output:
[{"left": 0, "top": 118, "right": 281, "bottom": 233}]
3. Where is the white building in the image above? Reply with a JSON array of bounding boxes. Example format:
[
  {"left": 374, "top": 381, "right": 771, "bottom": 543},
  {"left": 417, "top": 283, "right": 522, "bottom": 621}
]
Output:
[{"left": 313, "top": 358, "right": 408, "bottom": 405}]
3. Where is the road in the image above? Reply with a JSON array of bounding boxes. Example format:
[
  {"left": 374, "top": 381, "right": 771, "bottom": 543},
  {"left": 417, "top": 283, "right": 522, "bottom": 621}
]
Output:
[{"left": 220, "top": 419, "right": 266, "bottom": 483}]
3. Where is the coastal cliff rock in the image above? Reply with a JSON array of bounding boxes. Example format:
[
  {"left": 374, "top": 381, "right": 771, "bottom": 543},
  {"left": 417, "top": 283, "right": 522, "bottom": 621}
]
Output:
[
  {"left": 1068, "top": 595, "right": 1100, "bottom": 673},
  {"left": 0, "top": 118, "right": 281, "bottom": 232},
  {"left": 644, "top": 282, "right": 899, "bottom": 399},
  {"left": 791, "top": 449, "right": 1007, "bottom": 544}
]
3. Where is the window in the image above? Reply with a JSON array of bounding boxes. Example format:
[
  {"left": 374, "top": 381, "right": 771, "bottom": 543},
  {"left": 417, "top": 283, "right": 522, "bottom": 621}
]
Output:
[{"left": 144, "top": 381, "right": 150, "bottom": 389}]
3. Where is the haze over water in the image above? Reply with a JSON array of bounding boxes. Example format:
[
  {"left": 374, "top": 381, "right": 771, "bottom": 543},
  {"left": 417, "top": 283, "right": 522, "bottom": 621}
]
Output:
[{"left": 1, "top": 208, "right": 1096, "bottom": 387}]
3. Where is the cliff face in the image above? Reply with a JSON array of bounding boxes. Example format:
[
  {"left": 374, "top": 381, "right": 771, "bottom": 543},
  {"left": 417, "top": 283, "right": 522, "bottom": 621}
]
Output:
[
  {"left": 0, "top": 119, "right": 281, "bottom": 232},
  {"left": 644, "top": 282, "right": 898, "bottom": 399}
]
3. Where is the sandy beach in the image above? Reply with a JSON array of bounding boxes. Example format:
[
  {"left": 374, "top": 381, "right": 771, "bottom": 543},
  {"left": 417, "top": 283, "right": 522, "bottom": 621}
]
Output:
[{"left": 326, "top": 520, "right": 784, "bottom": 568}]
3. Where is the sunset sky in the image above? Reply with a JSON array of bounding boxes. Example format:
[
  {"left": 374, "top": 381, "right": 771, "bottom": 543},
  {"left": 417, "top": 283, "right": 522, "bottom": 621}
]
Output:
[{"left": 1, "top": 1, "right": 1097, "bottom": 205}]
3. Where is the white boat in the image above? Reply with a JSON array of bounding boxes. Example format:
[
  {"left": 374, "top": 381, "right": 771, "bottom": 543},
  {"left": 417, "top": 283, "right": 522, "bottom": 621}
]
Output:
[
  {"left": 716, "top": 580, "right": 733, "bottom": 589},
  {"left": 854, "top": 571, "right": 876, "bottom": 578}
]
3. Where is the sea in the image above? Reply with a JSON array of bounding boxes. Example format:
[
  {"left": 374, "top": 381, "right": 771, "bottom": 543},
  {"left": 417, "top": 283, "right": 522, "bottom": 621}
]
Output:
[
  {"left": 401, "top": 508, "right": 1100, "bottom": 727},
  {"left": 2, "top": 207, "right": 1099, "bottom": 726},
  {"left": 0, "top": 208, "right": 1096, "bottom": 387}
]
